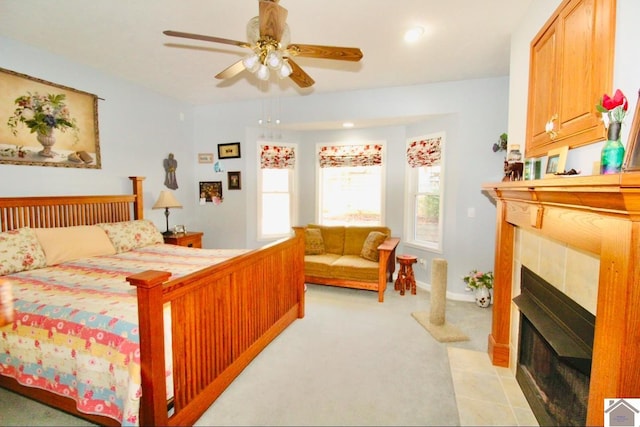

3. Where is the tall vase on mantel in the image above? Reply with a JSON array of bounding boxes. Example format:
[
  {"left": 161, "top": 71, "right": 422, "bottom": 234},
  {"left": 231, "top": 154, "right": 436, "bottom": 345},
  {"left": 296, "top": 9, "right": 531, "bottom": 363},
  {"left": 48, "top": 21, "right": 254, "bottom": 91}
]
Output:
[
  {"left": 36, "top": 127, "right": 56, "bottom": 158},
  {"left": 600, "top": 121, "right": 625, "bottom": 174}
]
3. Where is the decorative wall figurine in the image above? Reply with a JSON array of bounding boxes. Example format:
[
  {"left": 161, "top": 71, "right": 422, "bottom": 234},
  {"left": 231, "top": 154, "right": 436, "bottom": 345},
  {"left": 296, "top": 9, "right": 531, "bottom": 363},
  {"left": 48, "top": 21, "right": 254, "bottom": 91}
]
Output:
[{"left": 163, "top": 153, "right": 178, "bottom": 189}]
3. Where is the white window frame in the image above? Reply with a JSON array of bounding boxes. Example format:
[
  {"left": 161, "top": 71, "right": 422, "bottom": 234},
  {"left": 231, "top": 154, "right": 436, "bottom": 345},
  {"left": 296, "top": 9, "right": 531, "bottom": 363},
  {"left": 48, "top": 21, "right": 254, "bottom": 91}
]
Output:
[
  {"left": 403, "top": 132, "right": 445, "bottom": 253},
  {"left": 315, "top": 141, "right": 386, "bottom": 225},
  {"left": 256, "top": 141, "right": 298, "bottom": 241}
]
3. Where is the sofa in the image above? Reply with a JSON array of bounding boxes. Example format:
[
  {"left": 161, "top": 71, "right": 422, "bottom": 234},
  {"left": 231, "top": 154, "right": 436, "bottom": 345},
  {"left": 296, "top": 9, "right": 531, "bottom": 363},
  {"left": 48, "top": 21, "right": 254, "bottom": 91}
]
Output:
[{"left": 295, "top": 224, "right": 400, "bottom": 302}]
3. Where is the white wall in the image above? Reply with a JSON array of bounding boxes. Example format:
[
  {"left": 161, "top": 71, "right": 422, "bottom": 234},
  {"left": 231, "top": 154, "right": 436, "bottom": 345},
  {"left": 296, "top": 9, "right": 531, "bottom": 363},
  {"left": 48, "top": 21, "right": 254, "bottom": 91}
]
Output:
[{"left": 509, "top": 0, "right": 640, "bottom": 173}]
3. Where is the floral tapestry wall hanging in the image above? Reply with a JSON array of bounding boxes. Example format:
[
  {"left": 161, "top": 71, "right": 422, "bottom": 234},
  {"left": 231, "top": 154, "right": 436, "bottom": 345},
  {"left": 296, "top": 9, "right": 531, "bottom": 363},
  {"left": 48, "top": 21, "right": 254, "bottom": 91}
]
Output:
[{"left": 0, "top": 67, "right": 101, "bottom": 168}]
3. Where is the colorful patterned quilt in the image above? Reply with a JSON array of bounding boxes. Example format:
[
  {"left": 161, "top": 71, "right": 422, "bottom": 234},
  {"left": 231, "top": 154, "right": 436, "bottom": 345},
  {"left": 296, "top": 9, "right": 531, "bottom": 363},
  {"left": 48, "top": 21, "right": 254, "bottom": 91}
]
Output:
[{"left": 0, "top": 244, "right": 249, "bottom": 426}]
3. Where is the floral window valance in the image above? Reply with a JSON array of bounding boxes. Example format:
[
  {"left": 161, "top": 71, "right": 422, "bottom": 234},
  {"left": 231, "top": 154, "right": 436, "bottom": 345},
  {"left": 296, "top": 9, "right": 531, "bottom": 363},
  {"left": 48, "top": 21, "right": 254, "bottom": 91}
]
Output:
[
  {"left": 406, "top": 136, "right": 442, "bottom": 167},
  {"left": 260, "top": 144, "right": 295, "bottom": 169},
  {"left": 318, "top": 144, "right": 382, "bottom": 168}
]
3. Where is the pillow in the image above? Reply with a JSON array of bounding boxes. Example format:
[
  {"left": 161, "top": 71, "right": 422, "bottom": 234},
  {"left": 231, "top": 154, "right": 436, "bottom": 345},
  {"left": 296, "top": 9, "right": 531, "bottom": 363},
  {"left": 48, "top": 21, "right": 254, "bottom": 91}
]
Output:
[
  {"left": 34, "top": 225, "right": 116, "bottom": 266},
  {"left": 0, "top": 278, "right": 15, "bottom": 326},
  {"left": 305, "top": 228, "right": 325, "bottom": 255},
  {"left": 0, "top": 227, "right": 47, "bottom": 275},
  {"left": 97, "top": 219, "right": 164, "bottom": 253},
  {"left": 360, "top": 231, "right": 388, "bottom": 262}
]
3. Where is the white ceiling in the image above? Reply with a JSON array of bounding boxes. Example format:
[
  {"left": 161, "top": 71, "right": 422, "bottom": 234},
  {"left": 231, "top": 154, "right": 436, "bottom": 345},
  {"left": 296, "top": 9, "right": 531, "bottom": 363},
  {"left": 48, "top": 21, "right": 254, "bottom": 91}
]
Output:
[{"left": 0, "top": 0, "right": 533, "bottom": 108}]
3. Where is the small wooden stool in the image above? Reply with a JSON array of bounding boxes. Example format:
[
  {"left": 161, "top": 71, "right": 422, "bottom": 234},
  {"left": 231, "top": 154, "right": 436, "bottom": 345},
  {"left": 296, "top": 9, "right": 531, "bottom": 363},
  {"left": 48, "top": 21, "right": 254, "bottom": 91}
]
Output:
[{"left": 395, "top": 255, "right": 417, "bottom": 296}]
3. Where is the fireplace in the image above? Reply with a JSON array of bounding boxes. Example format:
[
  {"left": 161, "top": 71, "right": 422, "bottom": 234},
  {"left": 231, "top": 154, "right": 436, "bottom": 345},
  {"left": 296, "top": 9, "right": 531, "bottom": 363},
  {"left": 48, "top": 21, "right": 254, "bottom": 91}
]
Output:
[{"left": 514, "top": 266, "right": 595, "bottom": 426}]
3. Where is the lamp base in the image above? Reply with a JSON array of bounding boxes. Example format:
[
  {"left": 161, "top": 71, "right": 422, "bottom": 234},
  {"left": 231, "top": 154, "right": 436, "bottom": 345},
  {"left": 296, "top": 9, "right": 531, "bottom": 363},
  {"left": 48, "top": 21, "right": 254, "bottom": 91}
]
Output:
[{"left": 162, "top": 230, "right": 174, "bottom": 237}]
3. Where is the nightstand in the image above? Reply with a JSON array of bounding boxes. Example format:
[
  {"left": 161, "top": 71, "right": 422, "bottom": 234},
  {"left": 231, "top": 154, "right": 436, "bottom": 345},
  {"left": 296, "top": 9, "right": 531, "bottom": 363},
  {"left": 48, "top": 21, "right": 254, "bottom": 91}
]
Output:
[{"left": 163, "top": 231, "right": 203, "bottom": 248}]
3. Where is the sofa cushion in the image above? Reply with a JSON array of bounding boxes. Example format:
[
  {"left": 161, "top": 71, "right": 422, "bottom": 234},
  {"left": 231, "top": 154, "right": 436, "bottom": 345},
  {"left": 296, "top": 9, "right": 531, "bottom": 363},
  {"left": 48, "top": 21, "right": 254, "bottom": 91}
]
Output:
[
  {"left": 343, "top": 226, "right": 390, "bottom": 255},
  {"left": 304, "top": 253, "right": 342, "bottom": 278},
  {"left": 331, "top": 255, "right": 379, "bottom": 282},
  {"left": 360, "top": 231, "right": 389, "bottom": 262},
  {"left": 305, "top": 228, "right": 325, "bottom": 255},
  {"left": 308, "top": 224, "right": 345, "bottom": 255}
]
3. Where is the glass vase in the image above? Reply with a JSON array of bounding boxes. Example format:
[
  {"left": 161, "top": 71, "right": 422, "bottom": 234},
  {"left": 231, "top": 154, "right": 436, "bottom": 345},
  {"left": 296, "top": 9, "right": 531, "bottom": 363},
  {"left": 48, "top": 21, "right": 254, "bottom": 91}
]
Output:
[{"left": 600, "top": 121, "right": 625, "bottom": 174}]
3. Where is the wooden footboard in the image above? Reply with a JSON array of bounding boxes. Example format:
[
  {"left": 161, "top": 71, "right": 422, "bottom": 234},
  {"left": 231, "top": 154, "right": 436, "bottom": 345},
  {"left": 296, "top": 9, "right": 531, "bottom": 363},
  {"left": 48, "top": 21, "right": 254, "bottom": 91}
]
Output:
[{"left": 128, "top": 230, "right": 305, "bottom": 426}]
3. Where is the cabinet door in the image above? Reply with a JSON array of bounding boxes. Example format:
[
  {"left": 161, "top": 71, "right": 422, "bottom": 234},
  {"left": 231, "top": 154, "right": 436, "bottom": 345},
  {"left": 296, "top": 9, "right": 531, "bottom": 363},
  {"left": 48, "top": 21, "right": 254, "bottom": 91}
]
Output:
[{"left": 526, "top": 0, "right": 615, "bottom": 158}]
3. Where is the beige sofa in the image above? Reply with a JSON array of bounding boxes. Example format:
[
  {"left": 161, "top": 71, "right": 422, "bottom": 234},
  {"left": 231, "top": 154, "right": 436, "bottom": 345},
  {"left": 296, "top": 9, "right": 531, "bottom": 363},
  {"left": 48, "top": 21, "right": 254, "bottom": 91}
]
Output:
[{"left": 295, "top": 224, "right": 400, "bottom": 302}]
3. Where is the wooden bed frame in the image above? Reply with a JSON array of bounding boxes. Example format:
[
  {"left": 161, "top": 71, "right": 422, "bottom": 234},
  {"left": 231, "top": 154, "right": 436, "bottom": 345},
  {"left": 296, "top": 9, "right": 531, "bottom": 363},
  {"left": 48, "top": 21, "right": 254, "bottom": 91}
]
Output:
[{"left": 0, "top": 176, "right": 306, "bottom": 426}]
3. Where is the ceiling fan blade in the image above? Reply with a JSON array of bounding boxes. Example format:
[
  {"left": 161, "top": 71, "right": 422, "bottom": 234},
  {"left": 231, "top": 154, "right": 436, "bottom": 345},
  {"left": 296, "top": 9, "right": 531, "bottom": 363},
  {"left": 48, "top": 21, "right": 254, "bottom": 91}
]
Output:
[
  {"left": 163, "top": 30, "right": 250, "bottom": 48},
  {"left": 287, "top": 58, "right": 315, "bottom": 88},
  {"left": 287, "top": 44, "right": 363, "bottom": 62},
  {"left": 215, "top": 60, "right": 246, "bottom": 80},
  {"left": 259, "top": 0, "right": 288, "bottom": 41}
]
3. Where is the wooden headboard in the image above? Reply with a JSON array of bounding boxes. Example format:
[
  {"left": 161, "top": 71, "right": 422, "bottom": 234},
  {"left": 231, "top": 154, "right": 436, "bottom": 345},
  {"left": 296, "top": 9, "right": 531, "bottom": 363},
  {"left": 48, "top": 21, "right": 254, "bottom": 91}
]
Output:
[{"left": 0, "top": 176, "right": 145, "bottom": 232}]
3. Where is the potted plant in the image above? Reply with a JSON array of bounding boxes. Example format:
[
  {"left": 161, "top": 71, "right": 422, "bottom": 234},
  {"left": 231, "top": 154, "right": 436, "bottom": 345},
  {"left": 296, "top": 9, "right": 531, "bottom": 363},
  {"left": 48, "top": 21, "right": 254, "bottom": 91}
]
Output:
[{"left": 463, "top": 269, "right": 493, "bottom": 308}]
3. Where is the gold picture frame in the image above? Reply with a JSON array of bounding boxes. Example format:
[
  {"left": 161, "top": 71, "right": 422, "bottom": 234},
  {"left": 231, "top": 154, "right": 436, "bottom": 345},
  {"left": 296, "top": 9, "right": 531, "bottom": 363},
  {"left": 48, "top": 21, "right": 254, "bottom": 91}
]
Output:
[
  {"left": 544, "top": 146, "right": 568, "bottom": 178},
  {"left": 0, "top": 67, "right": 101, "bottom": 168},
  {"left": 623, "top": 89, "right": 640, "bottom": 172}
]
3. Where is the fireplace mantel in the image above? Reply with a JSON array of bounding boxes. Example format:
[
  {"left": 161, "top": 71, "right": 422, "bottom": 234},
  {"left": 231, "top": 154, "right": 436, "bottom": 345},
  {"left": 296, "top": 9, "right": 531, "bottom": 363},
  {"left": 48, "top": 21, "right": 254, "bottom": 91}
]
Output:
[{"left": 482, "top": 173, "right": 640, "bottom": 426}]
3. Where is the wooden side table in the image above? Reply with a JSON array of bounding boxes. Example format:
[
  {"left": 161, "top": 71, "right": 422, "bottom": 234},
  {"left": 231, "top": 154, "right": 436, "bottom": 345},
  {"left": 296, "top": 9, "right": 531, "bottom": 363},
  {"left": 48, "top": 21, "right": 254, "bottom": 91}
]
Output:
[
  {"left": 163, "top": 231, "right": 203, "bottom": 248},
  {"left": 395, "top": 254, "right": 417, "bottom": 296}
]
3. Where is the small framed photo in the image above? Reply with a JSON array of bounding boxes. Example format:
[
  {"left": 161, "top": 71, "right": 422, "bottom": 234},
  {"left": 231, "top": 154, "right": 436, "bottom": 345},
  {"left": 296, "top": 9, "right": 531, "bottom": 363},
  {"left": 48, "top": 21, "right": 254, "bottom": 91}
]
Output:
[
  {"left": 228, "top": 171, "right": 241, "bottom": 190},
  {"left": 198, "top": 153, "right": 213, "bottom": 164},
  {"left": 544, "top": 146, "right": 568, "bottom": 177},
  {"left": 623, "top": 89, "right": 640, "bottom": 172},
  {"left": 173, "top": 224, "right": 186, "bottom": 234},
  {"left": 199, "top": 181, "right": 223, "bottom": 202},
  {"left": 218, "top": 142, "right": 241, "bottom": 159}
]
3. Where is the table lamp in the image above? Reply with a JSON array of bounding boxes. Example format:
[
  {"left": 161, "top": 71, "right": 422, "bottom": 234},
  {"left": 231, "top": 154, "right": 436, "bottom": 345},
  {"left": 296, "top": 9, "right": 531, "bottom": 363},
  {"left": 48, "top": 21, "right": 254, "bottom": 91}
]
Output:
[{"left": 152, "top": 190, "right": 183, "bottom": 236}]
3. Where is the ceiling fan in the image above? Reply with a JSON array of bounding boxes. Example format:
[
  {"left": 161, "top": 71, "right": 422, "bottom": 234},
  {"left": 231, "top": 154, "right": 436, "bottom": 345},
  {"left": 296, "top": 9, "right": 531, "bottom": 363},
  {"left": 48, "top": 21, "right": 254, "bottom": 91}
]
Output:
[{"left": 163, "top": 0, "right": 363, "bottom": 88}]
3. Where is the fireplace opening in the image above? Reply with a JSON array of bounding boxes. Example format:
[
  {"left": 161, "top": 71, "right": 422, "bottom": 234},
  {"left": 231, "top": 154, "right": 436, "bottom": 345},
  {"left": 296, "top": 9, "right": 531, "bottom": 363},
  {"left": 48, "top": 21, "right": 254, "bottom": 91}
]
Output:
[{"left": 513, "top": 267, "right": 595, "bottom": 426}]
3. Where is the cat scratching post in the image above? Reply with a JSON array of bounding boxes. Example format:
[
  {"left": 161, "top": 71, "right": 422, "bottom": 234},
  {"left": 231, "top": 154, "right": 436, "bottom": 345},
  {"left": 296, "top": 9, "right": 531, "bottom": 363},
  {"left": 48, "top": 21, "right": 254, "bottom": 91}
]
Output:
[
  {"left": 410, "top": 258, "right": 469, "bottom": 342},
  {"left": 430, "top": 258, "right": 447, "bottom": 326}
]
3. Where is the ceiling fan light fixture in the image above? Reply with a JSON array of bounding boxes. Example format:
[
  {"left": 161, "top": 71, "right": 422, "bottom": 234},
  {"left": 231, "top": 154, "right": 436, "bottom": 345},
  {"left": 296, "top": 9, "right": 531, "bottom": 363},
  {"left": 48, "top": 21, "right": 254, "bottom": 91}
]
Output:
[
  {"left": 256, "top": 63, "right": 270, "bottom": 81},
  {"left": 266, "top": 50, "right": 283, "bottom": 70},
  {"left": 242, "top": 53, "right": 260, "bottom": 72},
  {"left": 278, "top": 60, "right": 293, "bottom": 79}
]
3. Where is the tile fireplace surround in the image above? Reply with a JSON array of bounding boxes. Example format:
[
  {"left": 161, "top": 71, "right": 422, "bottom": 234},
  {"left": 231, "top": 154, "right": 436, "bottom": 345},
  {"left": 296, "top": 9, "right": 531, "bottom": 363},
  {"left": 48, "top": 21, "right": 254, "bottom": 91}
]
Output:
[{"left": 482, "top": 174, "right": 640, "bottom": 426}]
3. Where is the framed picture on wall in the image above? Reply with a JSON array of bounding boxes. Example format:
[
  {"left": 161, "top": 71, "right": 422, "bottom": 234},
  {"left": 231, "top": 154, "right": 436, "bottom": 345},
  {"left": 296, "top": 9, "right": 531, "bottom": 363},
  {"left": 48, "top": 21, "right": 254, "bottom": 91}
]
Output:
[
  {"left": 0, "top": 67, "right": 101, "bottom": 169},
  {"left": 228, "top": 171, "right": 241, "bottom": 190},
  {"left": 198, "top": 153, "right": 213, "bottom": 163},
  {"left": 218, "top": 142, "right": 241, "bottom": 159}
]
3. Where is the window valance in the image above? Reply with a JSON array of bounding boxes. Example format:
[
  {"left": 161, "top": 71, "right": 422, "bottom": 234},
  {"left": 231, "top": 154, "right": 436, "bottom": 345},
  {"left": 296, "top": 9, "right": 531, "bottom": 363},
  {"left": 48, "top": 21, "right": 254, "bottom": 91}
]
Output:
[
  {"left": 406, "top": 137, "right": 441, "bottom": 167},
  {"left": 260, "top": 144, "right": 295, "bottom": 169},
  {"left": 318, "top": 144, "right": 382, "bottom": 168}
]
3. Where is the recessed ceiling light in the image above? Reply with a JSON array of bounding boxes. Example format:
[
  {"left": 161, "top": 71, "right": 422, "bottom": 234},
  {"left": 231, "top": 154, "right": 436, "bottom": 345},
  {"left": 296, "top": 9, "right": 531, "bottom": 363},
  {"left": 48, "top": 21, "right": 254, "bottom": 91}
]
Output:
[
  {"left": 343, "top": 122, "right": 354, "bottom": 128},
  {"left": 404, "top": 26, "right": 425, "bottom": 43}
]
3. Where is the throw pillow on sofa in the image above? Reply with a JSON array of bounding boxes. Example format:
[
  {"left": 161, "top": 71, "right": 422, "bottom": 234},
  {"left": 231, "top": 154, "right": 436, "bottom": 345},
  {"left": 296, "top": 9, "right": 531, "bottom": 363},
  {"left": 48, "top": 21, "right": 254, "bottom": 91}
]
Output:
[
  {"left": 305, "top": 228, "right": 325, "bottom": 255},
  {"left": 360, "top": 231, "right": 388, "bottom": 262}
]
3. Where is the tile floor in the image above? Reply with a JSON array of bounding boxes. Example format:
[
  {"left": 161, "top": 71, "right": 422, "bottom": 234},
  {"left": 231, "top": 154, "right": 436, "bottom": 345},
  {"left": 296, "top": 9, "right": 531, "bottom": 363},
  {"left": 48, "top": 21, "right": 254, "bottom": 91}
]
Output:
[{"left": 448, "top": 347, "right": 540, "bottom": 426}]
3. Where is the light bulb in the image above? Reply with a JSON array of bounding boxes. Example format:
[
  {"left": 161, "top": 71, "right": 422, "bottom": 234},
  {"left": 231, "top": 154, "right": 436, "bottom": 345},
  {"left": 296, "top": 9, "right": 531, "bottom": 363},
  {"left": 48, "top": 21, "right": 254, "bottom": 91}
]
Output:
[
  {"left": 256, "top": 64, "right": 270, "bottom": 81},
  {"left": 266, "top": 50, "right": 283, "bottom": 70},
  {"left": 242, "top": 53, "right": 260, "bottom": 73},
  {"left": 278, "top": 60, "right": 292, "bottom": 78}
]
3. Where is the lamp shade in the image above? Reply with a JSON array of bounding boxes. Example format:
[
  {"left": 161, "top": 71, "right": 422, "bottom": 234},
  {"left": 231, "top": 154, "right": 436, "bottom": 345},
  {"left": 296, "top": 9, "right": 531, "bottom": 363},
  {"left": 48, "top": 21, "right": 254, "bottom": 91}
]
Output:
[{"left": 152, "top": 191, "right": 183, "bottom": 209}]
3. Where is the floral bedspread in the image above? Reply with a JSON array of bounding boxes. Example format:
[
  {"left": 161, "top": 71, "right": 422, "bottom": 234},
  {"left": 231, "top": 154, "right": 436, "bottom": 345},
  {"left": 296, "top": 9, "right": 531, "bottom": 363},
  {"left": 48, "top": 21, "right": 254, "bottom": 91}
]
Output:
[{"left": 0, "top": 244, "right": 248, "bottom": 426}]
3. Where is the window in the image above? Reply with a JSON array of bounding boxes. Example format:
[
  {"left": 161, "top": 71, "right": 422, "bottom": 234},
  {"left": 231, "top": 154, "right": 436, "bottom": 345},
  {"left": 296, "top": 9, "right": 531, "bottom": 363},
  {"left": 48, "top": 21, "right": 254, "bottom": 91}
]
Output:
[
  {"left": 257, "top": 143, "right": 297, "bottom": 240},
  {"left": 404, "top": 133, "right": 444, "bottom": 252},
  {"left": 317, "top": 142, "right": 385, "bottom": 225}
]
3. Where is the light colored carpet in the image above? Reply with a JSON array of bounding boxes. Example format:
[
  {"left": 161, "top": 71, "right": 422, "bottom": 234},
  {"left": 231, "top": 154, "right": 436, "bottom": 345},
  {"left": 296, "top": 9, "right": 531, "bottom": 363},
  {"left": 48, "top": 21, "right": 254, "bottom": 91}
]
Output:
[
  {"left": 0, "top": 284, "right": 492, "bottom": 426},
  {"left": 411, "top": 311, "right": 470, "bottom": 343}
]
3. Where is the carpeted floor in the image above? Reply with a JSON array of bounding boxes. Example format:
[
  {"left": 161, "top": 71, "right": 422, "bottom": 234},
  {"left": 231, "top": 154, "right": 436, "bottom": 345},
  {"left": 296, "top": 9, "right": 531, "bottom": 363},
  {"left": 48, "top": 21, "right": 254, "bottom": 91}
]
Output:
[{"left": 0, "top": 284, "right": 495, "bottom": 426}]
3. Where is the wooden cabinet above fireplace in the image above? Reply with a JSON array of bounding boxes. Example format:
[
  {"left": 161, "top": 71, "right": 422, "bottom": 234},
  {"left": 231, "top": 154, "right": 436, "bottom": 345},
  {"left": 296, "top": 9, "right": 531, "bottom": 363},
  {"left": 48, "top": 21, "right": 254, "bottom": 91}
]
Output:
[
  {"left": 525, "top": 0, "right": 616, "bottom": 158},
  {"left": 482, "top": 173, "right": 640, "bottom": 426}
]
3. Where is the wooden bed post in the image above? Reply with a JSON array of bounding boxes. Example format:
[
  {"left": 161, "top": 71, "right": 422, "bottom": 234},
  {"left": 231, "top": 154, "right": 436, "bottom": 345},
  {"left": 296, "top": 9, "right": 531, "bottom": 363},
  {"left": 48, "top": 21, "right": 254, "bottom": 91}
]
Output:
[
  {"left": 129, "top": 176, "right": 145, "bottom": 220},
  {"left": 127, "top": 270, "right": 171, "bottom": 426}
]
